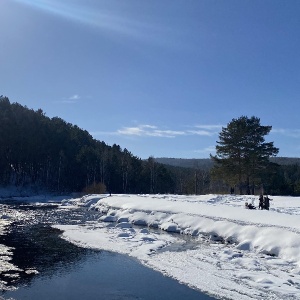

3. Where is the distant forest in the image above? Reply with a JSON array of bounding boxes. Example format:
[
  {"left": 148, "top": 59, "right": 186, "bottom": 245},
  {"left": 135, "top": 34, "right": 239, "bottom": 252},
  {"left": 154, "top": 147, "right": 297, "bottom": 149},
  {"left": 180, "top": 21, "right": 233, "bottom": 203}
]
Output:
[
  {"left": 156, "top": 156, "right": 300, "bottom": 196},
  {"left": 155, "top": 157, "right": 300, "bottom": 169},
  {"left": 1, "top": 96, "right": 300, "bottom": 196}
]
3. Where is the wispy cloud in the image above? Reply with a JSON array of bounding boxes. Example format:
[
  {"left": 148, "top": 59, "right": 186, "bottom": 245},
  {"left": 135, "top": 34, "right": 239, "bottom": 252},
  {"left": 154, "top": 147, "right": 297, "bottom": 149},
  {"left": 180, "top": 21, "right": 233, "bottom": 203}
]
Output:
[
  {"left": 14, "top": 0, "right": 163, "bottom": 43},
  {"left": 194, "top": 146, "right": 216, "bottom": 154},
  {"left": 271, "top": 128, "right": 300, "bottom": 138},
  {"left": 69, "top": 94, "right": 80, "bottom": 100},
  {"left": 92, "top": 124, "right": 221, "bottom": 138},
  {"left": 187, "top": 130, "right": 216, "bottom": 136},
  {"left": 195, "top": 125, "right": 224, "bottom": 130},
  {"left": 117, "top": 125, "right": 185, "bottom": 138},
  {"left": 55, "top": 94, "right": 82, "bottom": 104},
  {"left": 187, "top": 124, "right": 223, "bottom": 136}
]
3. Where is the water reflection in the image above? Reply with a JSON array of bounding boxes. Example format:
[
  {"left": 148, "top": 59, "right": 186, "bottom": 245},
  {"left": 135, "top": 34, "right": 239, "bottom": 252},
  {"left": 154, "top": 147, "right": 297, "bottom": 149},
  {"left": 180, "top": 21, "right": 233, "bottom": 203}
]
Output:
[
  {"left": 3, "top": 250, "right": 216, "bottom": 300},
  {"left": 0, "top": 202, "right": 99, "bottom": 291},
  {"left": 2, "top": 225, "right": 93, "bottom": 286}
]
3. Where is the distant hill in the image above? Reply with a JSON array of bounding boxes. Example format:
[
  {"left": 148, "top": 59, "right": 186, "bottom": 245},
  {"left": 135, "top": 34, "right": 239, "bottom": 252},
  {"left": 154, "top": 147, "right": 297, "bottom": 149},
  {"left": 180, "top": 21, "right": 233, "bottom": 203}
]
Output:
[
  {"left": 154, "top": 158, "right": 214, "bottom": 170},
  {"left": 270, "top": 157, "right": 300, "bottom": 165},
  {"left": 155, "top": 157, "right": 300, "bottom": 170}
]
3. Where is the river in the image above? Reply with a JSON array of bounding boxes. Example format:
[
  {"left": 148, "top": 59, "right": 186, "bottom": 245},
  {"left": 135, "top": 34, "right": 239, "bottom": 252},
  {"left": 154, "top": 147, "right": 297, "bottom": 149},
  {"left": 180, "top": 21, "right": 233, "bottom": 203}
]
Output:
[{"left": 0, "top": 199, "right": 217, "bottom": 300}]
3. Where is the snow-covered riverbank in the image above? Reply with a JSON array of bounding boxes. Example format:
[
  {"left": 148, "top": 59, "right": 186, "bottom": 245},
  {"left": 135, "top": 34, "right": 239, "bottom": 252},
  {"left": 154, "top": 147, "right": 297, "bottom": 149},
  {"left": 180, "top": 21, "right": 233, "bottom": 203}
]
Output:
[{"left": 56, "top": 194, "right": 300, "bottom": 300}]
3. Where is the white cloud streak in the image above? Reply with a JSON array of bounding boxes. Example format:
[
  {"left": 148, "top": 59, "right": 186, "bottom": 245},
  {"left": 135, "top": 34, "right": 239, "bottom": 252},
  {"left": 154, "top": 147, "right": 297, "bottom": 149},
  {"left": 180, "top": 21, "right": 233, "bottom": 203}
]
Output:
[
  {"left": 56, "top": 94, "right": 81, "bottom": 104},
  {"left": 117, "top": 125, "right": 185, "bottom": 138},
  {"left": 69, "top": 94, "right": 80, "bottom": 100},
  {"left": 104, "top": 124, "right": 222, "bottom": 138},
  {"left": 94, "top": 125, "right": 300, "bottom": 140},
  {"left": 194, "top": 146, "right": 216, "bottom": 154},
  {"left": 187, "top": 130, "right": 216, "bottom": 136},
  {"left": 271, "top": 128, "right": 300, "bottom": 138},
  {"left": 195, "top": 125, "right": 224, "bottom": 130}
]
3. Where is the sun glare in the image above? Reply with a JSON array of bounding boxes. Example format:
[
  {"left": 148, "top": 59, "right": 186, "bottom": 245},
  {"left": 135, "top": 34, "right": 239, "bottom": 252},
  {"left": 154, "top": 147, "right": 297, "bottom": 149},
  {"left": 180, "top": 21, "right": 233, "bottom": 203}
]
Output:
[{"left": 12, "top": 0, "right": 145, "bottom": 39}]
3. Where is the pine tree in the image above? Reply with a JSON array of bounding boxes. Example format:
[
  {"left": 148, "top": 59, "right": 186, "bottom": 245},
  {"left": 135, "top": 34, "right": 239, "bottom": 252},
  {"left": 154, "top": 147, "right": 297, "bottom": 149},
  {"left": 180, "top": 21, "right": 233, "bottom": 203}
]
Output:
[{"left": 211, "top": 116, "right": 279, "bottom": 194}]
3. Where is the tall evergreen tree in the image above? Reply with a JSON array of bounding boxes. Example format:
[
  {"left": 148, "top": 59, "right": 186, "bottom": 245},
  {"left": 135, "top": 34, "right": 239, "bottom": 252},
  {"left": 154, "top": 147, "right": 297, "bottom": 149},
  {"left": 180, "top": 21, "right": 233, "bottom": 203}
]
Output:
[{"left": 211, "top": 116, "right": 279, "bottom": 194}]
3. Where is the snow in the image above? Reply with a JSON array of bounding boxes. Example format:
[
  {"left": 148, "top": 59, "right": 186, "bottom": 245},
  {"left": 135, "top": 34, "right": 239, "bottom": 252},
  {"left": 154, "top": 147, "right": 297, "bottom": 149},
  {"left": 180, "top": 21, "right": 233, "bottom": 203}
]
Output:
[
  {"left": 55, "top": 194, "right": 300, "bottom": 299},
  {"left": 1, "top": 191, "right": 298, "bottom": 298}
]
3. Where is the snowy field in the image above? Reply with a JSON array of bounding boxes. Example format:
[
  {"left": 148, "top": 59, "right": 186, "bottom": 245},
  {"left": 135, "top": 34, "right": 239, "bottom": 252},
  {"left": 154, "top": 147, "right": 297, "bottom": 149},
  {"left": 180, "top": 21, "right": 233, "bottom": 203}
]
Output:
[{"left": 55, "top": 194, "right": 300, "bottom": 300}]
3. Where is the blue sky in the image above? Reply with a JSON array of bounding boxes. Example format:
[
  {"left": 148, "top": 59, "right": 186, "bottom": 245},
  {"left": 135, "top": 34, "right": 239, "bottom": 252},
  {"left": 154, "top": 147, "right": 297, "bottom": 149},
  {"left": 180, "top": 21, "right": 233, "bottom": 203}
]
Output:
[{"left": 1, "top": 0, "right": 300, "bottom": 159}]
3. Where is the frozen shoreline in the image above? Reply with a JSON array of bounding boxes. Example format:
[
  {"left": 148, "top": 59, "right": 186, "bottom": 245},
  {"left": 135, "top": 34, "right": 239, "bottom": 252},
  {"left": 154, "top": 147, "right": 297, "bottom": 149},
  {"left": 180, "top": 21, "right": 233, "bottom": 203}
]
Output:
[{"left": 55, "top": 194, "right": 300, "bottom": 300}]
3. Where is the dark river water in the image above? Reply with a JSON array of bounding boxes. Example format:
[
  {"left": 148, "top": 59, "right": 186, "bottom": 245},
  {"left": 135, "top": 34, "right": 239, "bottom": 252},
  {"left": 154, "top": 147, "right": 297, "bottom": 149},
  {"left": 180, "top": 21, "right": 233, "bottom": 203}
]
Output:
[{"left": 0, "top": 199, "right": 217, "bottom": 300}]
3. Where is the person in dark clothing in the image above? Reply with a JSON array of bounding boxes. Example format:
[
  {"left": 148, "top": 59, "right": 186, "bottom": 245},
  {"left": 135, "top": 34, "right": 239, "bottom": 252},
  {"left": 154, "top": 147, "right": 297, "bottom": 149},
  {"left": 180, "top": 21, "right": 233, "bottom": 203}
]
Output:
[
  {"left": 258, "top": 194, "right": 264, "bottom": 210},
  {"left": 245, "top": 202, "right": 256, "bottom": 209},
  {"left": 264, "top": 196, "right": 270, "bottom": 210}
]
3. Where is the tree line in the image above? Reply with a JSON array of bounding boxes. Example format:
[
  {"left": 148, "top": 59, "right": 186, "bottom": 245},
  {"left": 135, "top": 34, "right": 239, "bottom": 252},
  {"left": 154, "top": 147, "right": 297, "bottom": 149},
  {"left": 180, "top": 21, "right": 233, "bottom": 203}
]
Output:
[
  {"left": 1, "top": 97, "right": 300, "bottom": 196},
  {"left": 0, "top": 96, "right": 176, "bottom": 194}
]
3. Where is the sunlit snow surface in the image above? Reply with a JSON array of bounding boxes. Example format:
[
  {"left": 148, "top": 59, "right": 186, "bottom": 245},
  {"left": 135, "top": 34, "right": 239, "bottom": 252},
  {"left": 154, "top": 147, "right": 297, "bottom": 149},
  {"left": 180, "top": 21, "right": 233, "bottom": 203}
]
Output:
[{"left": 57, "top": 194, "right": 300, "bottom": 300}]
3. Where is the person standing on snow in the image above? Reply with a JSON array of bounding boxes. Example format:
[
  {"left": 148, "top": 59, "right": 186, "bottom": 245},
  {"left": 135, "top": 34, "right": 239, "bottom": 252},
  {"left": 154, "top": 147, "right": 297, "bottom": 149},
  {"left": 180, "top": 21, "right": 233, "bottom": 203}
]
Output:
[
  {"left": 258, "top": 194, "right": 264, "bottom": 210},
  {"left": 264, "top": 195, "right": 270, "bottom": 210}
]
